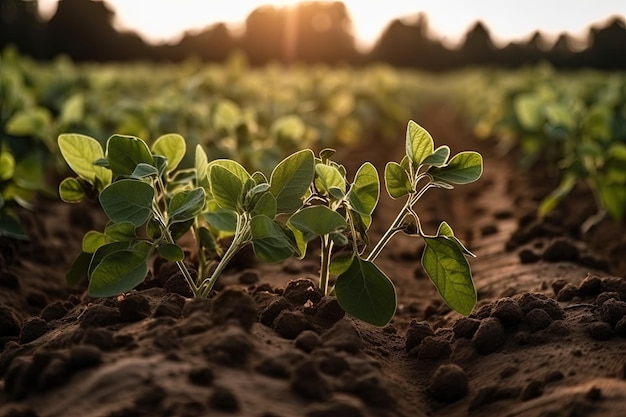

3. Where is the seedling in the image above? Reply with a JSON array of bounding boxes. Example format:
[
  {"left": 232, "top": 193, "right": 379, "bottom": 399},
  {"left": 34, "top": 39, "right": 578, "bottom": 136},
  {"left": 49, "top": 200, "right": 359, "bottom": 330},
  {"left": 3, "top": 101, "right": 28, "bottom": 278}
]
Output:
[
  {"left": 57, "top": 120, "right": 483, "bottom": 327},
  {"left": 58, "top": 133, "right": 313, "bottom": 297},
  {"left": 286, "top": 121, "right": 483, "bottom": 325}
]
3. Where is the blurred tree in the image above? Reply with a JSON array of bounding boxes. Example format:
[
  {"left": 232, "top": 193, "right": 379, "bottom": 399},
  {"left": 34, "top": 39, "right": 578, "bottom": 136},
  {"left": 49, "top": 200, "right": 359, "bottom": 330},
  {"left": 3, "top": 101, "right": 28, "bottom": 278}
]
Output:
[
  {"left": 456, "top": 21, "right": 497, "bottom": 67},
  {"left": 292, "top": 2, "right": 358, "bottom": 64},
  {"left": 241, "top": 5, "right": 285, "bottom": 65},
  {"left": 498, "top": 31, "right": 548, "bottom": 67},
  {"left": 369, "top": 13, "right": 451, "bottom": 70},
  {"left": 582, "top": 17, "right": 626, "bottom": 69},
  {"left": 547, "top": 33, "right": 578, "bottom": 68},
  {"left": 46, "top": 0, "right": 149, "bottom": 61},
  {"left": 171, "top": 23, "right": 235, "bottom": 62},
  {"left": 0, "top": 0, "right": 47, "bottom": 58}
]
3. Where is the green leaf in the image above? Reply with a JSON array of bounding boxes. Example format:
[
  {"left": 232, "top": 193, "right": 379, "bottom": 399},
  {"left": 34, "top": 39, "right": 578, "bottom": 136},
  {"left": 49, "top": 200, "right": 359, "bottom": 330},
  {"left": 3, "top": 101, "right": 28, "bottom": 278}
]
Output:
[
  {"left": 168, "top": 187, "right": 206, "bottom": 224},
  {"left": 329, "top": 254, "right": 353, "bottom": 276},
  {"left": 66, "top": 251, "right": 93, "bottom": 287},
  {"left": 88, "top": 241, "right": 132, "bottom": 277},
  {"left": 82, "top": 230, "right": 113, "bottom": 253},
  {"left": 319, "top": 148, "right": 336, "bottom": 161},
  {"left": 251, "top": 215, "right": 298, "bottom": 263},
  {"left": 89, "top": 243, "right": 152, "bottom": 297},
  {"left": 131, "top": 163, "right": 159, "bottom": 179},
  {"left": 598, "top": 182, "right": 626, "bottom": 222},
  {"left": 288, "top": 206, "right": 347, "bottom": 242},
  {"left": 315, "top": 164, "right": 346, "bottom": 194},
  {"left": 251, "top": 191, "right": 277, "bottom": 218},
  {"left": 348, "top": 162, "right": 379, "bottom": 229},
  {"left": 104, "top": 221, "right": 136, "bottom": 241},
  {"left": 514, "top": 94, "right": 544, "bottom": 131},
  {"left": 422, "top": 236, "right": 476, "bottom": 316},
  {"left": 436, "top": 221, "right": 475, "bottom": 257},
  {"left": 270, "top": 149, "right": 315, "bottom": 214},
  {"left": 329, "top": 187, "right": 345, "bottom": 200},
  {"left": 0, "top": 215, "right": 28, "bottom": 240},
  {"left": 0, "top": 151, "right": 15, "bottom": 181},
  {"left": 58, "top": 134, "right": 111, "bottom": 185},
  {"left": 422, "top": 145, "right": 450, "bottom": 167},
  {"left": 538, "top": 175, "right": 576, "bottom": 218},
  {"left": 6, "top": 107, "right": 52, "bottom": 138},
  {"left": 99, "top": 179, "right": 154, "bottom": 227},
  {"left": 169, "top": 218, "right": 194, "bottom": 241},
  {"left": 210, "top": 165, "right": 243, "bottom": 212},
  {"left": 252, "top": 171, "right": 268, "bottom": 185},
  {"left": 213, "top": 99, "right": 241, "bottom": 131},
  {"left": 244, "top": 183, "right": 271, "bottom": 210},
  {"left": 430, "top": 151, "right": 483, "bottom": 184},
  {"left": 59, "top": 93, "right": 84, "bottom": 126},
  {"left": 152, "top": 134, "right": 186, "bottom": 172},
  {"left": 204, "top": 200, "right": 238, "bottom": 233},
  {"left": 406, "top": 120, "right": 434, "bottom": 167},
  {"left": 105, "top": 135, "right": 153, "bottom": 177},
  {"left": 59, "top": 177, "right": 86, "bottom": 203},
  {"left": 158, "top": 243, "right": 185, "bottom": 261},
  {"left": 207, "top": 159, "right": 251, "bottom": 185},
  {"left": 384, "top": 162, "right": 411, "bottom": 199},
  {"left": 335, "top": 257, "right": 396, "bottom": 326},
  {"left": 195, "top": 145, "right": 209, "bottom": 187}
]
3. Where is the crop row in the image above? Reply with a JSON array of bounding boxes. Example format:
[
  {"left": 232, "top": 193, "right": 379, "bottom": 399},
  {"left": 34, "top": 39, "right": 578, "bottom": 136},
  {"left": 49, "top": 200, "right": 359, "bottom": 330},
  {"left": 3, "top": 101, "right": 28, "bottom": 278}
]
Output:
[
  {"left": 453, "top": 63, "right": 626, "bottom": 229},
  {"left": 1, "top": 47, "right": 438, "bottom": 238}
]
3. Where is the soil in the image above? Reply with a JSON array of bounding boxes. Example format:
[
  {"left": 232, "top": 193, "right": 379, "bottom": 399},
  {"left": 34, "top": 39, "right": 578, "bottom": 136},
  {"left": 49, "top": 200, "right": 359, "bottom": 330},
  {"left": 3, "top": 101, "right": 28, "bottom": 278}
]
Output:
[{"left": 1, "top": 105, "right": 626, "bottom": 417}]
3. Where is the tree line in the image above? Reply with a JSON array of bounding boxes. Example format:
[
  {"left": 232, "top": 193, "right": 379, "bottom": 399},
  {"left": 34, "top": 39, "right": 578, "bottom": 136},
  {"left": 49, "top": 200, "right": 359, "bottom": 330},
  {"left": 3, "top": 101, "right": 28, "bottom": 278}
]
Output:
[{"left": 2, "top": 0, "right": 625, "bottom": 70}]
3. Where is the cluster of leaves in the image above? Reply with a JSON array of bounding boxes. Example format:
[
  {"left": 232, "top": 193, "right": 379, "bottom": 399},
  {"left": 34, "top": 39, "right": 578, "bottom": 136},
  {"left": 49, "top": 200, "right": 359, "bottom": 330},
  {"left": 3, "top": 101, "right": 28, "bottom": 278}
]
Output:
[
  {"left": 59, "top": 121, "right": 482, "bottom": 326},
  {"left": 456, "top": 64, "right": 626, "bottom": 229}
]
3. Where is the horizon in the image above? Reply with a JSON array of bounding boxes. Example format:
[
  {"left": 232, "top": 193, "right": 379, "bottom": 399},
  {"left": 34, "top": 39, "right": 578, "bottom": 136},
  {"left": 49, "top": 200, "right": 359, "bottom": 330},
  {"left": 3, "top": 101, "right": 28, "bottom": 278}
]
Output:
[{"left": 35, "top": 0, "right": 626, "bottom": 51}]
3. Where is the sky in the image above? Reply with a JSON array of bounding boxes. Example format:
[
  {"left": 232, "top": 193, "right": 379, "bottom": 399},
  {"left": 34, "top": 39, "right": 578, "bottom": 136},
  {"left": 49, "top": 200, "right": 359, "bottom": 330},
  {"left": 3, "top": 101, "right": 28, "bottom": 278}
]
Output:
[{"left": 37, "top": 0, "right": 626, "bottom": 50}]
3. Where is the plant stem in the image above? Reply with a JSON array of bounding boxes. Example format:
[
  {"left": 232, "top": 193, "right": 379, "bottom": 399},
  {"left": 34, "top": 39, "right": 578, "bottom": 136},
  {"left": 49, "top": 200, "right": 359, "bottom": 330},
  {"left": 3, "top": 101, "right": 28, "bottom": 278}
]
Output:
[
  {"left": 197, "top": 213, "right": 251, "bottom": 297},
  {"left": 150, "top": 190, "right": 201, "bottom": 297},
  {"left": 365, "top": 182, "right": 435, "bottom": 262},
  {"left": 319, "top": 234, "right": 333, "bottom": 295},
  {"left": 365, "top": 201, "right": 409, "bottom": 262}
]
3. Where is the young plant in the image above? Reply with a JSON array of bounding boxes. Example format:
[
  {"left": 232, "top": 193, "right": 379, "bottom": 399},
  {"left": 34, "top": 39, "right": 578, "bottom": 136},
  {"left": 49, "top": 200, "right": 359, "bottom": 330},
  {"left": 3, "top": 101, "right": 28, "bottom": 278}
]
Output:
[
  {"left": 57, "top": 133, "right": 314, "bottom": 298},
  {"left": 57, "top": 120, "right": 482, "bottom": 328},
  {"left": 287, "top": 121, "right": 483, "bottom": 326}
]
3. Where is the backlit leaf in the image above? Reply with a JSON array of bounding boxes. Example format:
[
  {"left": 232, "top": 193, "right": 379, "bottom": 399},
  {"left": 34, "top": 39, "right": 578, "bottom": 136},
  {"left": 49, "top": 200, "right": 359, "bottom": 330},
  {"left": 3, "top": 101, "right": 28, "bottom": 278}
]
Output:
[
  {"left": 406, "top": 120, "right": 434, "bottom": 167},
  {"left": 315, "top": 164, "right": 346, "bottom": 194},
  {"left": 58, "top": 134, "right": 111, "bottom": 185},
  {"left": 348, "top": 162, "right": 379, "bottom": 229},
  {"left": 384, "top": 161, "right": 411, "bottom": 199},
  {"left": 210, "top": 165, "right": 243, "bottom": 212},
  {"left": 59, "top": 177, "right": 86, "bottom": 203},
  {"left": 422, "top": 236, "right": 476, "bottom": 316},
  {"left": 430, "top": 151, "right": 483, "bottom": 184},
  {"left": 270, "top": 149, "right": 315, "bottom": 214},
  {"left": 152, "top": 133, "right": 186, "bottom": 172}
]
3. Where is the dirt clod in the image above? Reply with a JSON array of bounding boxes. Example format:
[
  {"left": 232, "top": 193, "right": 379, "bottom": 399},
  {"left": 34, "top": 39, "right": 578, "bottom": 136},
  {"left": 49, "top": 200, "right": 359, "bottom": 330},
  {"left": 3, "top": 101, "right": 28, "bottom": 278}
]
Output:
[
  {"left": 405, "top": 319, "right": 435, "bottom": 352},
  {"left": 472, "top": 317, "right": 506, "bottom": 354},
  {"left": 429, "top": 363, "right": 469, "bottom": 402}
]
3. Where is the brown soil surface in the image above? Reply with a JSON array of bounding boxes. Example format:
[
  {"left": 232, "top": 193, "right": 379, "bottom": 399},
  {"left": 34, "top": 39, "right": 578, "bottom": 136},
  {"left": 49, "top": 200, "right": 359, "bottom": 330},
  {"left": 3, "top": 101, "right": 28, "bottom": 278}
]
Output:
[{"left": 1, "top": 105, "right": 625, "bottom": 417}]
